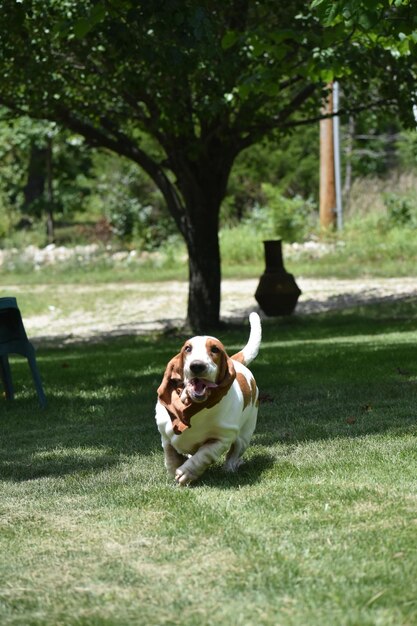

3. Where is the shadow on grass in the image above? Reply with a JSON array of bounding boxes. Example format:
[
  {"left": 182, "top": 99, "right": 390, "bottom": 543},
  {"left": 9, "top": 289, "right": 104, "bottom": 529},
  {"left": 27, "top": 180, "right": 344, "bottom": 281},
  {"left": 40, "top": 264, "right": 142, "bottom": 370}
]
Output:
[
  {"left": 0, "top": 358, "right": 161, "bottom": 482},
  {"left": 195, "top": 452, "right": 276, "bottom": 489},
  {"left": 226, "top": 296, "right": 417, "bottom": 343},
  {"left": 0, "top": 447, "right": 122, "bottom": 482},
  {"left": 221, "top": 297, "right": 417, "bottom": 445},
  {"left": 253, "top": 342, "right": 416, "bottom": 445},
  {"left": 1, "top": 297, "right": 416, "bottom": 483}
]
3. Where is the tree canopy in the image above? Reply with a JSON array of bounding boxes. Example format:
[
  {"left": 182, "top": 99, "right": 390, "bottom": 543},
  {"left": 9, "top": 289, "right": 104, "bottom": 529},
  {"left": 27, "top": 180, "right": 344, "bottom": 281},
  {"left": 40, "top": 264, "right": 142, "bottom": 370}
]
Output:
[{"left": 0, "top": 0, "right": 416, "bottom": 330}]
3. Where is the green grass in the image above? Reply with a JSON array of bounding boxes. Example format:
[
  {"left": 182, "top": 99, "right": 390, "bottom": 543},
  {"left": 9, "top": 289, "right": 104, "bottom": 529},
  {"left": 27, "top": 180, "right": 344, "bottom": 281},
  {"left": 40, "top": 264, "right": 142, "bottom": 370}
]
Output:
[
  {"left": 1, "top": 207, "right": 416, "bottom": 286},
  {"left": 1, "top": 298, "right": 416, "bottom": 625},
  {"left": 220, "top": 218, "right": 417, "bottom": 279}
]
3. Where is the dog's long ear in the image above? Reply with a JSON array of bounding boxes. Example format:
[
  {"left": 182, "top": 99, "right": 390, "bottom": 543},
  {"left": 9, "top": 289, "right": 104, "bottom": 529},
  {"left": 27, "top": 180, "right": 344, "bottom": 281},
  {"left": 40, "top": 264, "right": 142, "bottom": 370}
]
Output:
[
  {"left": 206, "top": 348, "right": 236, "bottom": 409},
  {"left": 158, "top": 353, "right": 197, "bottom": 434},
  {"left": 217, "top": 351, "right": 236, "bottom": 389},
  {"left": 157, "top": 353, "right": 184, "bottom": 410}
]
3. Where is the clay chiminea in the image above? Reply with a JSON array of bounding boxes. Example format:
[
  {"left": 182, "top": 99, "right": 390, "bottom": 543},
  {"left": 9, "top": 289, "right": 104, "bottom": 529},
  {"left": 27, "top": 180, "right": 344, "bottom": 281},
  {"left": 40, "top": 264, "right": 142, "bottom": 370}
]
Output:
[{"left": 255, "top": 240, "right": 301, "bottom": 316}]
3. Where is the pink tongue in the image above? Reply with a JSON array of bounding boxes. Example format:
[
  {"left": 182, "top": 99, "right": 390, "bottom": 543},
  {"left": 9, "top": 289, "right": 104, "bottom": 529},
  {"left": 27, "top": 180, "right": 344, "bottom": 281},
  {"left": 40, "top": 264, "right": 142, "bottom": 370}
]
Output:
[{"left": 191, "top": 379, "right": 217, "bottom": 394}]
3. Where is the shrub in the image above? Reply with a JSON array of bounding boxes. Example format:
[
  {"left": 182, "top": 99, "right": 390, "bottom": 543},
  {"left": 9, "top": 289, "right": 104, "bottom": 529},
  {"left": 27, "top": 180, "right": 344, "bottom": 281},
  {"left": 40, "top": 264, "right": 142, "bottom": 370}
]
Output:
[
  {"left": 219, "top": 221, "right": 265, "bottom": 266},
  {"left": 383, "top": 193, "right": 417, "bottom": 229},
  {"left": 260, "top": 183, "right": 316, "bottom": 242}
]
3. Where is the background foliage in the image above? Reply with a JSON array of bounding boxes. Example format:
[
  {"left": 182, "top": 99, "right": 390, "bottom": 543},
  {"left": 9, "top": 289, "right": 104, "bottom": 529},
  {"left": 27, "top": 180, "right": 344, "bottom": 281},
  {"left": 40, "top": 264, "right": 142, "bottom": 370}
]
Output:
[
  {"left": 0, "top": 1, "right": 416, "bottom": 280},
  {"left": 1, "top": 109, "right": 416, "bottom": 250}
]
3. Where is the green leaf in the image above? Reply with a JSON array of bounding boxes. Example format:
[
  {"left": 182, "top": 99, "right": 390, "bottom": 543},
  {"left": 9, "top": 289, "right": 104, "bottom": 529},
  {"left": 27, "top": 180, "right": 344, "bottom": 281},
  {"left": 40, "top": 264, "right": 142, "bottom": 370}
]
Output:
[
  {"left": 221, "top": 31, "right": 238, "bottom": 50},
  {"left": 312, "top": 0, "right": 342, "bottom": 25},
  {"left": 73, "top": 3, "right": 106, "bottom": 39},
  {"left": 319, "top": 68, "right": 335, "bottom": 83},
  {"left": 73, "top": 18, "right": 92, "bottom": 39}
]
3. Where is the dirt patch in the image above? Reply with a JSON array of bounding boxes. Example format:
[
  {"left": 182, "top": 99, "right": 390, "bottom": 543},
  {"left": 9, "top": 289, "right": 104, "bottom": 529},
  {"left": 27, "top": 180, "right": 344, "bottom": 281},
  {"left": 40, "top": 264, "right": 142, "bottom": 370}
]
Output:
[{"left": 3, "top": 277, "right": 416, "bottom": 344}]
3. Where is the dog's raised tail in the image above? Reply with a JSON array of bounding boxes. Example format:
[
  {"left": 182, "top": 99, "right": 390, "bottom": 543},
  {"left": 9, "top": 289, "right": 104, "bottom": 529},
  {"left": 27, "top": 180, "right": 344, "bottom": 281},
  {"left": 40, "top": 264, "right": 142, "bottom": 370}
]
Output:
[{"left": 231, "top": 312, "right": 262, "bottom": 366}]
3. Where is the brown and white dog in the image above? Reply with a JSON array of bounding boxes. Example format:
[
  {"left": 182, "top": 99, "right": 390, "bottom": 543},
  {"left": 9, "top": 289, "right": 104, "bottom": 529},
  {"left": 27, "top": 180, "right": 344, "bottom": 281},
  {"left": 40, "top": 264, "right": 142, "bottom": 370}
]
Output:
[{"left": 155, "top": 312, "right": 261, "bottom": 485}]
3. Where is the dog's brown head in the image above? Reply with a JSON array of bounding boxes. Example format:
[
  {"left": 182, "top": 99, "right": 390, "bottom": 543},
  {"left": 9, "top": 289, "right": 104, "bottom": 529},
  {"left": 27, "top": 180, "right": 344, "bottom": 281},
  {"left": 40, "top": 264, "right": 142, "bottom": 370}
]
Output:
[{"left": 157, "top": 335, "right": 236, "bottom": 433}]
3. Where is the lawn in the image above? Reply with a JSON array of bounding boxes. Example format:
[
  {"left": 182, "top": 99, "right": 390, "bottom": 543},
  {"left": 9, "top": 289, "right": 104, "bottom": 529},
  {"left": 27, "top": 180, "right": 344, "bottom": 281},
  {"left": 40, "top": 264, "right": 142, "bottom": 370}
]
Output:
[{"left": 1, "top": 298, "right": 416, "bottom": 625}]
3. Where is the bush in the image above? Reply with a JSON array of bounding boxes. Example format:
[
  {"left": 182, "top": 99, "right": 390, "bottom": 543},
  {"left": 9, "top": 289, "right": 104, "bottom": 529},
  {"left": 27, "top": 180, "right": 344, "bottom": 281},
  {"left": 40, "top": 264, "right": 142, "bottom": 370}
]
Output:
[
  {"left": 384, "top": 193, "right": 417, "bottom": 229},
  {"left": 219, "top": 221, "right": 265, "bottom": 266},
  {"left": 0, "top": 204, "right": 11, "bottom": 239},
  {"left": 260, "top": 183, "right": 316, "bottom": 242}
]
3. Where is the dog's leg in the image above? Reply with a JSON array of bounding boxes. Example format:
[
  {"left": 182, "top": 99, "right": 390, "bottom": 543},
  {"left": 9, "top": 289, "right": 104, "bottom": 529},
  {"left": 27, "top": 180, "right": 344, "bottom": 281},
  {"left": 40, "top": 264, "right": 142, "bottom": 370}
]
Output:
[
  {"left": 224, "top": 440, "right": 245, "bottom": 472},
  {"left": 224, "top": 410, "right": 258, "bottom": 472},
  {"left": 163, "top": 443, "right": 187, "bottom": 477},
  {"left": 175, "top": 439, "right": 229, "bottom": 486}
]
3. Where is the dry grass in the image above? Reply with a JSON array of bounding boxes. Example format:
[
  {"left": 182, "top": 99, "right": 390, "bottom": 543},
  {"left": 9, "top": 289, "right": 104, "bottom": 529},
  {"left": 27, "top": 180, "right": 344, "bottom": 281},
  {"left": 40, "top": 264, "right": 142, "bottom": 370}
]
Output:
[{"left": 347, "top": 170, "right": 417, "bottom": 217}]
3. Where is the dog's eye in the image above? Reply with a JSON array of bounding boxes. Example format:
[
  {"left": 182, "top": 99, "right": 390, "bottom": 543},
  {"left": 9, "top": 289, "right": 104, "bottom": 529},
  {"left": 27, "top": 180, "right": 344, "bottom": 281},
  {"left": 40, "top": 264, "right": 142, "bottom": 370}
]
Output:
[
  {"left": 184, "top": 345, "right": 192, "bottom": 353},
  {"left": 211, "top": 346, "right": 220, "bottom": 354}
]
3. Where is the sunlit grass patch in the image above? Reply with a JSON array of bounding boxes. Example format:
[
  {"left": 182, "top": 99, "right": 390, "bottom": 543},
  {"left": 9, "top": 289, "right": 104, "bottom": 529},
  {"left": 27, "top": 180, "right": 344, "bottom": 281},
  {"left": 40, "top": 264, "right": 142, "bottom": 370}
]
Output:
[{"left": 0, "top": 299, "right": 416, "bottom": 625}]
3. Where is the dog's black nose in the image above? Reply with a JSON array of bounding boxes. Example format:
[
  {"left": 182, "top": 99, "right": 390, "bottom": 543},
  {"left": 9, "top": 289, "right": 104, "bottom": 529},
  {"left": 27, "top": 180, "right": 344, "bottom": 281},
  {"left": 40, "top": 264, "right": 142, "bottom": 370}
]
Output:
[{"left": 190, "top": 360, "right": 207, "bottom": 375}]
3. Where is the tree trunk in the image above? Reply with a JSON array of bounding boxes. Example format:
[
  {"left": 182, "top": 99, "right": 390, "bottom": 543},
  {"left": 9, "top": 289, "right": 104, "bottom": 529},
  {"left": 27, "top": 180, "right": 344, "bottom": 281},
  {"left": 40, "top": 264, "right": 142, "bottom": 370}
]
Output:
[
  {"left": 23, "top": 140, "right": 55, "bottom": 242},
  {"left": 185, "top": 216, "right": 222, "bottom": 333},
  {"left": 164, "top": 141, "right": 234, "bottom": 333},
  {"left": 23, "top": 144, "right": 47, "bottom": 214}
]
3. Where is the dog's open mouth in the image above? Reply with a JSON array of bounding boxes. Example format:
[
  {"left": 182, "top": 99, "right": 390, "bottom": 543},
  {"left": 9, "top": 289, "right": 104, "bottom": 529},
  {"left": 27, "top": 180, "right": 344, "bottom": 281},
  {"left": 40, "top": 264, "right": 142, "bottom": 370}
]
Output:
[{"left": 185, "top": 378, "right": 218, "bottom": 402}]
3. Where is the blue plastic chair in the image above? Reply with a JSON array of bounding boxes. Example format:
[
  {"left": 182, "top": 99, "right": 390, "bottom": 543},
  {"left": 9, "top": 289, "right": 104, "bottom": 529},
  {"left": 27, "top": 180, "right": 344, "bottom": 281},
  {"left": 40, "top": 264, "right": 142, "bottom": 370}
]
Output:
[{"left": 0, "top": 297, "right": 46, "bottom": 407}]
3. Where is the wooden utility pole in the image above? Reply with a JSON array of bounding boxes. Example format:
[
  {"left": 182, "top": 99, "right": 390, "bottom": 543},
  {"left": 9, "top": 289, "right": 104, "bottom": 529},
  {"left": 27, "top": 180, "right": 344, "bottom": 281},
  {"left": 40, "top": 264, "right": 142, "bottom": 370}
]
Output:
[{"left": 319, "top": 84, "right": 336, "bottom": 230}]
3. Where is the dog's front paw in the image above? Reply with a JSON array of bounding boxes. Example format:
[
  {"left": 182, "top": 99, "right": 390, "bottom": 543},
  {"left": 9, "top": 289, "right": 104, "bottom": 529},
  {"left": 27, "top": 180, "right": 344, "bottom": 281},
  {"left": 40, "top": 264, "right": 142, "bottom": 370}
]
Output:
[{"left": 175, "top": 466, "right": 197, "bottom": 486}]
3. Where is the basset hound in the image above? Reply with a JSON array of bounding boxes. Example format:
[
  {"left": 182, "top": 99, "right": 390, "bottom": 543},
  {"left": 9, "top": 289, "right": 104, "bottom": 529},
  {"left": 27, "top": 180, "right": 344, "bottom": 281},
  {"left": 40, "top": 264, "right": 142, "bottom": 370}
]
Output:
[{"left": 155, "top": 312, "right": 262, "bottom": 485}]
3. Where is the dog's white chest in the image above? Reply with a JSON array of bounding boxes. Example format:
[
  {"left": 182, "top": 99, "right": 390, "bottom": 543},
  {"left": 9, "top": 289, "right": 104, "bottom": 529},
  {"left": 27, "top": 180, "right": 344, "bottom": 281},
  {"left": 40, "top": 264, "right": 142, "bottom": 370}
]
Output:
[{"left": 156, "top": 389, "right": 241, "bottom": 455}]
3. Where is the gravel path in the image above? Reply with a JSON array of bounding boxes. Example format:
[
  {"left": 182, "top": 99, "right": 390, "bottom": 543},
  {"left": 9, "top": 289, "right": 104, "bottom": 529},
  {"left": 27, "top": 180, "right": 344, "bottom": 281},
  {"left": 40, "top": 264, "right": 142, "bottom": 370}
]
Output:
[{"left": 9, "top": 276, "right": 415, "bottom": 344}]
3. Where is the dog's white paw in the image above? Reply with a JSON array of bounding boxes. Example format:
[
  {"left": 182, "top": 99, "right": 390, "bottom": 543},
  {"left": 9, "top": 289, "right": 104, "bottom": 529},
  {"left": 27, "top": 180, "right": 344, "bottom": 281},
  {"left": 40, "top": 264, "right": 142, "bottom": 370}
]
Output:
[{"left": 175, "top": 467, "right": 197, "bottom": 486}]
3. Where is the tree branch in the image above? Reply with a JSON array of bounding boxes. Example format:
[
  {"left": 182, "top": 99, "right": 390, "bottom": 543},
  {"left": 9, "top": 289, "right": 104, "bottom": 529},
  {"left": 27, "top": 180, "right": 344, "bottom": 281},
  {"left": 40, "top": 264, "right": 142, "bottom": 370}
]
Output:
[
  {"left": 39, "top": 101, "right": 187, "bottom": 234},
  {"left": 237, "top": 83, "right": 317, "bottom": 149},
  {"left": 280, "top": 97, "right": 400, "bottom": 130}
]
